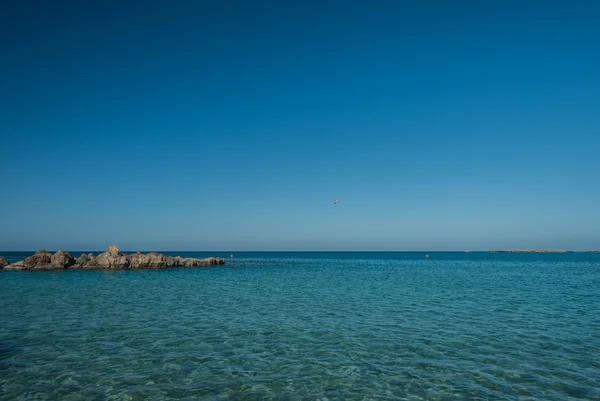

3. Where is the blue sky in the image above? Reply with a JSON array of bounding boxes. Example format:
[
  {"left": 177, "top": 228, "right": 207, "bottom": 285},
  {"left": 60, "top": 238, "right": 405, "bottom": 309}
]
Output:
[{"left": 1, "top": 1, "right": 599, "bottom": 251}]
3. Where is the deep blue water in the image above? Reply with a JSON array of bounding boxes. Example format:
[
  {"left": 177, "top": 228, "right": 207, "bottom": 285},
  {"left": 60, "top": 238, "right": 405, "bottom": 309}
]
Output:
[{"left": 1, "top": 252, "right": 599, "bottom": 400}]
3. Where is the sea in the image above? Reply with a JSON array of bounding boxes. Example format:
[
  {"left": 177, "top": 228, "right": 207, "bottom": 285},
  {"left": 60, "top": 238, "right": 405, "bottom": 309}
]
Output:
[{"left": 1, "top": 251, "right": 599, "bottom": 400}]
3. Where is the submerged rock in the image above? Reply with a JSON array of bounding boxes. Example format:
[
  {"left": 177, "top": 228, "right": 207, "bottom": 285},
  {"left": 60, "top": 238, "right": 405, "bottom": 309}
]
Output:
[{"left": 0, "top": 256, "right": 9, "bottom": 269}]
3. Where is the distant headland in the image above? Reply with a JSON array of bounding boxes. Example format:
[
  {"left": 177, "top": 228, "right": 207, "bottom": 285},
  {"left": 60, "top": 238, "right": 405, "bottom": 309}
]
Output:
[
  {"left": 488, "top": 250, "right": 599, "bottom": 253},
  {"left": 0, "top": 246, "right": 225, "bottom": 270}
]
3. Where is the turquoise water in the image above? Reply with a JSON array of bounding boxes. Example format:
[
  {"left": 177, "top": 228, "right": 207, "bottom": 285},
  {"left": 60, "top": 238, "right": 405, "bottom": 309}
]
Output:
[{"left": 1, "top": 252, "right": 599, "bottom": 400}]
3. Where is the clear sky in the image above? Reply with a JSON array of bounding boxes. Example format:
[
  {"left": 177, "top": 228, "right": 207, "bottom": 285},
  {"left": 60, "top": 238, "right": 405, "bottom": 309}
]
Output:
[{"left": 1, "top": 1, "right": 599, "bottom": 251}]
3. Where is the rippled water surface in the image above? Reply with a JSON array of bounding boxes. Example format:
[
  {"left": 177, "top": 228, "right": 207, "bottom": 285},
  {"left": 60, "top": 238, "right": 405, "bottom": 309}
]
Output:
[{"left": 1, "top": 252, "right": 600, "bottom": 400}]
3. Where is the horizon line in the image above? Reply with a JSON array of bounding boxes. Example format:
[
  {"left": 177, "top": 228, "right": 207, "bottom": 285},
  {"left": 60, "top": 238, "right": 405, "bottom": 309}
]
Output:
[{"left": 1, "top": 249, "right": 598, "bottom": 253}]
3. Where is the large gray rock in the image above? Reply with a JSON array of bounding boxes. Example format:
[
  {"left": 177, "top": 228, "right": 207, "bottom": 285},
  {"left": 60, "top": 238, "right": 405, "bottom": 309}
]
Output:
[
  {"left": 0, "top": 256, "right": 9, "bottom": 269},
  {"left": 87, "top": 246, "right": 129, "bottom": 269},
  {"left": 51, "top": 251, "right": 75, "bottom": 269},
  {"left": 23, "top": 250, "right": 53, "bottom": 268}
]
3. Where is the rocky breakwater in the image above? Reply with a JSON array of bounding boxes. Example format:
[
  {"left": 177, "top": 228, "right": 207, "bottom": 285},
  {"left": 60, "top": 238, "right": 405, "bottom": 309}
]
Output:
[{"left": 2, "top": 246, "right": 225, "bottom": 270}]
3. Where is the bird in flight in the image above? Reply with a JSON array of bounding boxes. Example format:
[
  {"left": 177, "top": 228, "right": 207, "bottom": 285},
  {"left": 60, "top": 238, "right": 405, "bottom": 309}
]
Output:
[{"left": 333, "top": 200, "right": 338, "bottom": 205}]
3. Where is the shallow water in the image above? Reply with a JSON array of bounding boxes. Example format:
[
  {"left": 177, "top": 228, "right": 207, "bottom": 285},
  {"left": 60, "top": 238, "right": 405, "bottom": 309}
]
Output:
[{"left": 1, "top": 252, "right": 599, "bottom": 400}]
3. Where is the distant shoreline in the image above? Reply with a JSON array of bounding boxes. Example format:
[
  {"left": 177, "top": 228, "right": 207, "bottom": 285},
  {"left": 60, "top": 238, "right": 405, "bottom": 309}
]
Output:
[{"left": 488, "top": 250, "right": 599, "bottom": 253}]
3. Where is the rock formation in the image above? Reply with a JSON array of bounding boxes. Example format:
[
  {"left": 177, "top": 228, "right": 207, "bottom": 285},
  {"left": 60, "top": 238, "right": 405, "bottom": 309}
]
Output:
[
  {"left": 128, "top": 251, "right": 173, "bottom": 269},
  {"left": 3, "top": 249, "right": 77, "bottom": 270},
  {"left": 2, "top": 246, "right": 225, "bottom": 271},
  {"left": 23, "top": 250, "right": 53, "bottom": 268},
  {"left": 74, "top": 253, "right": 95, "bottom": 268},
  {"left": 87, "top": 246, "right": 130, "bottom": 269},
  {"left": 51, "top": 251, "right": 76, "bottom": 268}
]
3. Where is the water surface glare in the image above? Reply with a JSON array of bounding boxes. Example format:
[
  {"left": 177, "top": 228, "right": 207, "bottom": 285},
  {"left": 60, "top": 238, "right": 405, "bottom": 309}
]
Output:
[{"left": 1, "top": 252, "right": 600, "bottom": 400}]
